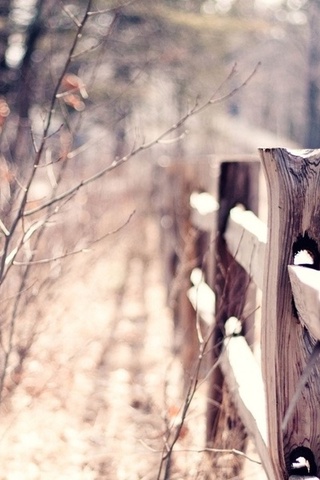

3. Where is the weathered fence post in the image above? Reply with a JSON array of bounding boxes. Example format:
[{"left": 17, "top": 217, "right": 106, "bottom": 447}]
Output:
[
  {"left": 259, "top": 148, "right": 320, "bottom": 479},
  {"left": 206, "top": 160, "right": 259, "bottom": 476},
  {"left": 156, "top": 161, "right": 205, "bottom": 379}
]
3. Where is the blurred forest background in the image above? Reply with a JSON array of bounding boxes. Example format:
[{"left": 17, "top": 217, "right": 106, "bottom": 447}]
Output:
[
  {"left": 1, "top": 0, "right": 320, "bottom": 168},
  {"left": 1, "top": 0, "right": 320, "bottom": 153},
  {"left": 0, "top": 0, "right": 319, "bottom": 479}
]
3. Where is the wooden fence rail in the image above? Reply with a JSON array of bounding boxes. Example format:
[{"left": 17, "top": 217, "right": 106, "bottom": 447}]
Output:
[{"left": 164, "top": 148, "right": 320, "bottom": 479}]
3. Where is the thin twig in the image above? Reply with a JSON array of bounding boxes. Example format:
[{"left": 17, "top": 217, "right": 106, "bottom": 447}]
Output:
[
  {"left": 0, "top": 0, "right": 94, "bottom": 282},
  {"left": 13, "top": 210, "right": 135, "bottom": 266},
  {"left": 87, "top": 1, "right": 135, "bottom": 16},
  {"left": 202, "top": 447, "right": 262, "bottom": 465},
  {"left": 60, "top": 1, "right": 82, "bottom": 27},
  {"left": 0, "top": 0, "right": 95, "bottom": 401},
  {"left": 140, "top": 439, "right": 261, "bottom": 465},
  {"left": 23, "top": 63, "right": 260, "bottom": 219}
]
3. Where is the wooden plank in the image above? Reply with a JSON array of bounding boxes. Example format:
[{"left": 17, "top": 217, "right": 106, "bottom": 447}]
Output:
[
  {"left": 224, "top": 205, "right": 267, "bottom": 290},
  {"left": 259, "top": 148, "right": 320, "bottom": 480},
  {"left": 288, "top": 265, "right": 320, "bottom": 341},
  {"left": 221, "top": 317, "right": 275, "bottom": 480},
  {"left": 187, "top": 268, "right": 215, "bottom": 326}
]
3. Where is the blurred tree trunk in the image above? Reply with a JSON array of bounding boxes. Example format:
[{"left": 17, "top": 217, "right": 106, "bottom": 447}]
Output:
[
  {"left": 0, "top": 0, "right": 11, "bottom": 95},
  {"left": 305, "top": 0, "right": 320, "bottom": 148},
  {"left": 10, "top": 0, "right": 46, "bottom": 166}
]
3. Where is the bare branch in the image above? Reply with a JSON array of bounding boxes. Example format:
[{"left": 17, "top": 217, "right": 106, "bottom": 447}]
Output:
[
  {"left": 141, "top": 439, "right": 261, "bottom": 465},
  {"left": 210, "top": 62, "right": 261, "bottom": 105},
  {"left": 23, "top": 63, "right": 259, "bottom": 219},
  {"left": 71, "top": 38, "right": 106, "bottom": 60},
  {"left": 203, "top": 447, "right": 262, "bottom": 465},
  {"left": 0, "top": 0, "right": 95, "bottom": 281},
  {"left": 60, "top": 1, "right": 82, "bottom": 28},
  {"left": 87, "top": 1, "right": 135, "bottom": 17},
  {"left": 13, "top": 210, "right": 135, "bottom": 266}
]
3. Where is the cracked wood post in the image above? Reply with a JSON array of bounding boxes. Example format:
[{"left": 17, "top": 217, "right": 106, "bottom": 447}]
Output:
[{"left": 259, "top": 148, "right": 320, "bottom": 480}]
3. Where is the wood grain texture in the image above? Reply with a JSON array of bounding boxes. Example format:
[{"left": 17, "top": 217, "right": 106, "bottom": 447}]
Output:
[
  {"left": 288, "top": 266, "right": 320, "bottom": 341},
  {"left": 259, "top": 148, "right": 320, "bottom": 480},
  {"left": 225, "top": 205, "right": 267, "bottom": 290}
]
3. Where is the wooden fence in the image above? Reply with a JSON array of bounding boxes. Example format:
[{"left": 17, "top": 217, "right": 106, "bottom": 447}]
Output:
[{"left": 159, "top": 148, "right": 320, "bottom": 480}]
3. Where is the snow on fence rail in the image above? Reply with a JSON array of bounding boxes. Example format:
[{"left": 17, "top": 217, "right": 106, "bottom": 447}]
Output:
[{"left": 187, "top": 148, "right": 320, "bottom": 480}]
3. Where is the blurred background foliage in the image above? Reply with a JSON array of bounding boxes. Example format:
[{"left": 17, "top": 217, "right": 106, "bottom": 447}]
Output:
[{"left": 0, "top": 0, "right": 319, "bottom": 170}]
